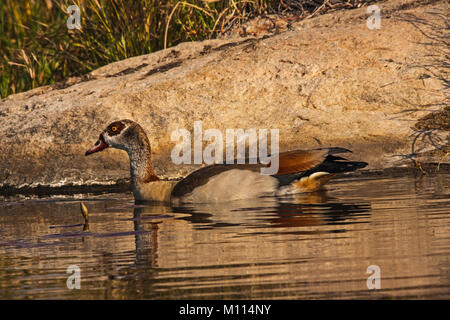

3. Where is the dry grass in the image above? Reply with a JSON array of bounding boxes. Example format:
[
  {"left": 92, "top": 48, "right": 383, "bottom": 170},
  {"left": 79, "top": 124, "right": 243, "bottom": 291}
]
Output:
[{"left": 0, "top": 0, "right": 374, "bottom": 98}]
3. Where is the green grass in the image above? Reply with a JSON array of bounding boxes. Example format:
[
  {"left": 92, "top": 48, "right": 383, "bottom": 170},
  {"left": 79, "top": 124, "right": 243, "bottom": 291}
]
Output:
[{"left": 0, "top": 0, "right": 369, "bottom": 99}]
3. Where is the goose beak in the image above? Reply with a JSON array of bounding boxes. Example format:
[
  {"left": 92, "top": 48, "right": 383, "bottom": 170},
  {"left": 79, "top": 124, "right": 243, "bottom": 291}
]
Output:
[{"left": 85, "top": 134, "right": 109, "bottom": 156}]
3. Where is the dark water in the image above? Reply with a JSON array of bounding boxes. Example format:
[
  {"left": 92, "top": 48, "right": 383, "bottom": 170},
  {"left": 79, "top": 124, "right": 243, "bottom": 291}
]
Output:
[{"left": 0, "top": 173, "right": 449, "bottom": 299}]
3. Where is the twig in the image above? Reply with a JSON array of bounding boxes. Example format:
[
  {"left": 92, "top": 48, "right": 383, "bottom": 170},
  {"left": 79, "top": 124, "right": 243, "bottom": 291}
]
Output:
[{"left": 436, "top": 152, "right": 449, "bottom": 172}]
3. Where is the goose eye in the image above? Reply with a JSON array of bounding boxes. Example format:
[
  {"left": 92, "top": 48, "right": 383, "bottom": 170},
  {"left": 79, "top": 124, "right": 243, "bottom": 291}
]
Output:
[{"left": 108, "top": 122, "right": 124, "bottom": 135}]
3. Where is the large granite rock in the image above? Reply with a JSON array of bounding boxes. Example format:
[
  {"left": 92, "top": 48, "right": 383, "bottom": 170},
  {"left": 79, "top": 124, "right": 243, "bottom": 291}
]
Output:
[{"left": 0, "top": 0, "right": 448, "bottom": 191}]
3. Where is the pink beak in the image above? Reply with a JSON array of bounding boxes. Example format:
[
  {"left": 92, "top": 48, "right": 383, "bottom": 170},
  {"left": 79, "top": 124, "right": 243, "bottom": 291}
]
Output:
[{"left": 85, "top": 134, "right": 109, "bottom": 156}]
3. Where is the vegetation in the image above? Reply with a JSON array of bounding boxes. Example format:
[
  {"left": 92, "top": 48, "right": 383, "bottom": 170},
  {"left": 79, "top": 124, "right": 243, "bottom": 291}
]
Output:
[{"left": 0, "top": 0, "right": 370, "bottom": 98}]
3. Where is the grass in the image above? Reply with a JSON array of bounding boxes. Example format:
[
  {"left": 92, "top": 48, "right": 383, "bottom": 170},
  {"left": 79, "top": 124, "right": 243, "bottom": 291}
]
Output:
[{"left": 0, "top": 0, "right": 371, "bottom": 99}]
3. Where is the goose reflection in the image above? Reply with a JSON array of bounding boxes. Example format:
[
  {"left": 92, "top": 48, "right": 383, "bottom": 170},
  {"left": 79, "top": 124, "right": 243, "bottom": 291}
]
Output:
[
  {"left": 111, "top": 192, "right": 371, "bottom": 290},
  {"left": 105, "top": 205, "right": 167, "bottom": 294},
  {"left": 171, "top": 191, "right": 371, "bottom": 231}
]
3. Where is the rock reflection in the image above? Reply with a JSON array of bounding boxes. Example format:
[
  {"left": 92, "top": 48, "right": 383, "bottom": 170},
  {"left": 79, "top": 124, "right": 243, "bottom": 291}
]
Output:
[{"left": 0, "top": 173, "right": 449, "bottom": 299}]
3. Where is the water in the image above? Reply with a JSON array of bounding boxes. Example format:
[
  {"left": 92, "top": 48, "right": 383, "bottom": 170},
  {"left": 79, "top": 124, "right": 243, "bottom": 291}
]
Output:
[{"left": 0, "top": 173, "right": 449, "bottom": 299}]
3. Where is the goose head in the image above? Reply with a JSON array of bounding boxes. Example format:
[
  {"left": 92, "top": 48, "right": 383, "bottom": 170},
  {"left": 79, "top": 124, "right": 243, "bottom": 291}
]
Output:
[
  {"left": 85, "top": 119, "right": 159, "bottom": 183},
  {"left": 85, "top": 119, "right": 149, "bottom": 155}
]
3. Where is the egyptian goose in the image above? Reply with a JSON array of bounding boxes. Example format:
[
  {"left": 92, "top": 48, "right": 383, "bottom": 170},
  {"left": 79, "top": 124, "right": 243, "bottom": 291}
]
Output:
[{"left": 85, "top": 120, "right": 367, "bottom": 203}]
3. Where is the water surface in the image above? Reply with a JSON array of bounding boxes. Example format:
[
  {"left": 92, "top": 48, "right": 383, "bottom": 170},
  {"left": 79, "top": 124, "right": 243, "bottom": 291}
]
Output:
[{"left": 0, "top": 173, "right": 449, "bottom": 299}]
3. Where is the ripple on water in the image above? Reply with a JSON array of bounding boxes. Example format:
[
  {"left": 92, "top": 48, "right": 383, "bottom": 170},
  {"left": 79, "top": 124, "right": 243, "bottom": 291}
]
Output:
[{"left": 0, "top": 173, "right": 449, "bottom": 299}]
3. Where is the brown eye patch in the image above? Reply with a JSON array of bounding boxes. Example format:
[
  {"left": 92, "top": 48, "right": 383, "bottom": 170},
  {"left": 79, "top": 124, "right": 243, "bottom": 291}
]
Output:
[{"left": 107, "top": 121, "right": 125, "bottom": 136}]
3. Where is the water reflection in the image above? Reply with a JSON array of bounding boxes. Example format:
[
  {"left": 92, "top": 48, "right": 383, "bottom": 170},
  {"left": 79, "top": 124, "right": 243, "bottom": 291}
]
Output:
[
  {"left": 0, "top": 173, "right": 449, "bottom": 299},
  {"left": 173, "top": 192, "right": 371, "bottom": 232}
]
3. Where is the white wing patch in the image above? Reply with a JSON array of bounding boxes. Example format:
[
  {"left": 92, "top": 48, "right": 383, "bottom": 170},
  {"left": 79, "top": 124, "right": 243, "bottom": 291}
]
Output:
[{"left": 276, "top": 172, "right": 333, "bottom": 196}]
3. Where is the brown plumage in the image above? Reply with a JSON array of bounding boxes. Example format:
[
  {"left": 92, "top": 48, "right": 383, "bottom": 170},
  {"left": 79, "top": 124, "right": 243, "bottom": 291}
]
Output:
[
  {"left": 270, "top": 149, "right": 330, "bottom": 175},
  {"left": 85, "top": 120, "right": 367, "bottom": 203}
]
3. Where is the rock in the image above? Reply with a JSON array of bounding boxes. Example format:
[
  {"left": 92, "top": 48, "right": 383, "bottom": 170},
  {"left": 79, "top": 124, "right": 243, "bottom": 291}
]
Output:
[{"left": 0, "top": 0, "right": 448, "bottom": 192}]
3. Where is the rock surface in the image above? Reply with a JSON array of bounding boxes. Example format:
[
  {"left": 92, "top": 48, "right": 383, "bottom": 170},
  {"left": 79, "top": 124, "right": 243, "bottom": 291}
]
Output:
[{"left": 0, "top": 0, "right": 448, "bottom": 192}]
